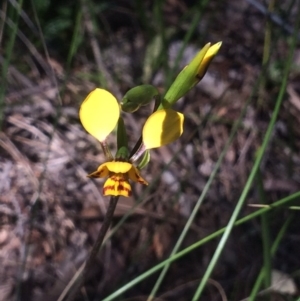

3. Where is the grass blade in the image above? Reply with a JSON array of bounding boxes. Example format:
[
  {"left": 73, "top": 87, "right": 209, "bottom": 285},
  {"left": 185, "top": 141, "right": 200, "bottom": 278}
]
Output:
[{"left": 191, "top": 4, "right": 300, "bottom": 299}]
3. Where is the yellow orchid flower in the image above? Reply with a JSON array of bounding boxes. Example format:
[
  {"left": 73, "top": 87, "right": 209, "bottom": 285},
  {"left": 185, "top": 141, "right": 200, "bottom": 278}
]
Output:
[
  {"left": 79, "top": 41, "right": 221, "bottom": 197},
  {"left": 88, "top": 160, "right": 148, "bottom": 197},
  {"left": 79, "top": 88, "right": 184, "bottom": 197}
]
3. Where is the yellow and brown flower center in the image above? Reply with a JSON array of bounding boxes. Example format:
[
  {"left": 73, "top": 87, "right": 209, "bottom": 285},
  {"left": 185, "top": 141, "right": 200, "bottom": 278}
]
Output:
[
  {"left": 103, "top": 173, "right": 132, "bottom": 197},
  {"left": 88, "top": 161, "right": 148, "bottom": 197}
]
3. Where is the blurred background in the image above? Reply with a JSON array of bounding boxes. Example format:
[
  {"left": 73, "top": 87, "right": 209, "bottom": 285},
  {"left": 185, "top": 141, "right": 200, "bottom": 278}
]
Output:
[{"left": 1, "top": 0, "right": 300, "bottom": 300}]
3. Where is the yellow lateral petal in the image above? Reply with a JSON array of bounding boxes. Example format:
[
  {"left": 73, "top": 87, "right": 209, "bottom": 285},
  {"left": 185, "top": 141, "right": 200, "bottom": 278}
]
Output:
[
  {"left": 142, "top": 109, "right": 184, "bottom": 149},
  {"left": 103, "top": 175, "right": 131, "bottom": 197},
  {"left": 128, "top": 165, "right": 148, "bottom": 185},
  {"left": 87, "top": 162, "right": 110, "bottom": 178},
  {"left": 79, "top": 88, "right": 120, "bottom": 142},
  {"left": 197, "top": 42, "right": 222, "bottom": 80},
  {"left": 205, "top": 42, "right": 222, "bottom": 59},
  {"left": 106, "top": 161, "right": 132, "bottom": 173}
]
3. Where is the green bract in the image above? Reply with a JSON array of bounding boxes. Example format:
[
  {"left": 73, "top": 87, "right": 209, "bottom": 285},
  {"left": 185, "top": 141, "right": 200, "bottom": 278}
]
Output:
[
  {"left": 162, "top": 42, "right": 222, "bottom": 108},
  {"left": 121, "top": 84, "right": 160, "bottom": 113}
]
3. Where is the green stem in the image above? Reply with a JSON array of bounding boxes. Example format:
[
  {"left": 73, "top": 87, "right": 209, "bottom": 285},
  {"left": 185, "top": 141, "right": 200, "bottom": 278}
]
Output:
[
  {"left": 249, "top": 213, "right": 294, "bottom": 301},
  {"left": 258, "top": 0, "right": 275, "bottom": 108},
  {"left": 257, "top": 169, "right": 271, "bottom": 290},
  {"left": 100, "top": 140, "right": 113, "bottom": 161},
  {"left": 130, "top": 143, "right": 146, "bottom": 163},
  {"left": 63, "top": 196, "right": 119, "bottom": 301},
  {"left": 84, "top": 196, "right": 119, "bottom": 277}
]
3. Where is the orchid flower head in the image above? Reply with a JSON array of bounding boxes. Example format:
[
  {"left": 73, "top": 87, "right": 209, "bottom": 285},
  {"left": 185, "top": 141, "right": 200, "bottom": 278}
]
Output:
[
  {"left": 79, "top": 42, "right": 221, "bottom": 197},
  {"left": 79, "top": 88, "right": 184, "bottom": 197}
]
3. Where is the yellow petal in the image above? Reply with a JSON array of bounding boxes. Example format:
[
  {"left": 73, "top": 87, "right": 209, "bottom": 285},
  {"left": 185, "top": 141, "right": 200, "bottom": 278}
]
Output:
[
  {"left": 105, "top": 161, "right": 132, "bottom": 173},
  {"left": 128, "top": 165, "right": 148, "bottom": 185},
  {"left": 103, "top": 175, "right": 131, "bottom": 197},
  {"left": 205, "top": 42, "right": 222, "bottom": 59},
  {"left": 79, "top": 88, "right": 120, "bottom": 142},
  {"left": 197, "top": 42, "right": 222, "bottom": 80},
  {"left": 142, "top": 109, "right": 184, "bottom": 149},
  {"left": 87, "top": 162, "right": 110, "bottom": 178}
]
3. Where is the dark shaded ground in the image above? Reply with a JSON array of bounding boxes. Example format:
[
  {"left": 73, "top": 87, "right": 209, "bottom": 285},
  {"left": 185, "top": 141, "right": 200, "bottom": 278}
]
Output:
[{"left": 1, "top": 0, "right": 300, "bottom": 300}]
